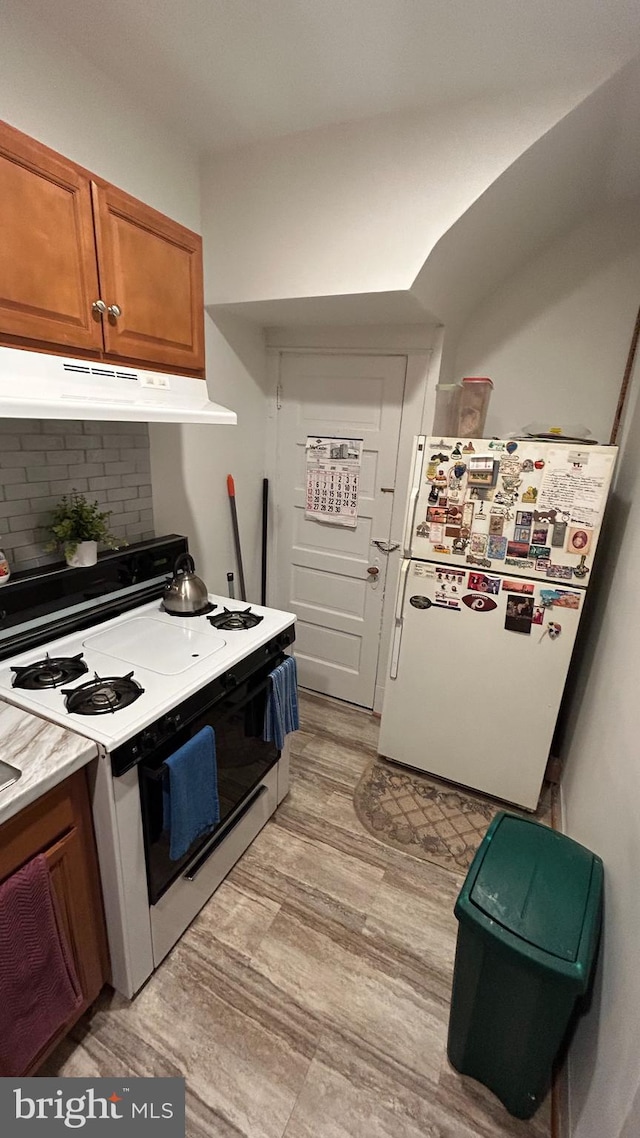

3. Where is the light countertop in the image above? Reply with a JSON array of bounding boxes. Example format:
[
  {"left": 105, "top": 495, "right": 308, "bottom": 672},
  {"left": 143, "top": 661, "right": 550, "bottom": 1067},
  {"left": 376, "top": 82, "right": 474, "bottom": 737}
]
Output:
[{"left": 0, "top": 700, "right": 97, "bottom": 828}]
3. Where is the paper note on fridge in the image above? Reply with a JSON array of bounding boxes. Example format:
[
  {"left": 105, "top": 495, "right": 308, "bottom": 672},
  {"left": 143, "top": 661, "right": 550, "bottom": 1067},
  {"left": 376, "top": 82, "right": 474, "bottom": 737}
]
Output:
[{"left": 537, "top": 450, "right": 614, "bottom": 528}]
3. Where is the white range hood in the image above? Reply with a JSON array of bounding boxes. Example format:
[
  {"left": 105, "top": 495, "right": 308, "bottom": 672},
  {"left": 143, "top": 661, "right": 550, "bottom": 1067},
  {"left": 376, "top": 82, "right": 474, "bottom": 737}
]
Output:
[{"left": 0, "top": 347, "right": 237, "bottom": 425}]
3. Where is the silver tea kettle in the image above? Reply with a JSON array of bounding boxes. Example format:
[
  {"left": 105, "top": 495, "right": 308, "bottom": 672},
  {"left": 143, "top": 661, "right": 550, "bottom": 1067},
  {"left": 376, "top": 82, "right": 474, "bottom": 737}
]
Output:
[{"left": 162, "top": 553, "right": 210, "bottom": 616}]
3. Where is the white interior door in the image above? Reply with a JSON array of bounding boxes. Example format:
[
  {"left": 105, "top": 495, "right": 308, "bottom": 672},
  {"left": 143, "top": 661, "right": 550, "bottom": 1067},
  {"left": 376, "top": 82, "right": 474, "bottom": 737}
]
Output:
[{"left": 274, "top": 353, "right": 406, "bottom": 708}]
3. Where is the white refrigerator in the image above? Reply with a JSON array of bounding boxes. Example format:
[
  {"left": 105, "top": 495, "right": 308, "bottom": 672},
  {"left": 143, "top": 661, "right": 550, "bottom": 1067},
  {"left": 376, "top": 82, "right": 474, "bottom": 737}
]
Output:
[{"left": 378, "top": 436, "right": 617, "bottom": 809}]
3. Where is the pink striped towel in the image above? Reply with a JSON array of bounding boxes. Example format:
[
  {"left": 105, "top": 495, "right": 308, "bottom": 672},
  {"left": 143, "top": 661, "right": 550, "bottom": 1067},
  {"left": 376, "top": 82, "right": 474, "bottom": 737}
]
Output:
[{"left": 0, "top": 853, "right": 82, "bottom": 1075}]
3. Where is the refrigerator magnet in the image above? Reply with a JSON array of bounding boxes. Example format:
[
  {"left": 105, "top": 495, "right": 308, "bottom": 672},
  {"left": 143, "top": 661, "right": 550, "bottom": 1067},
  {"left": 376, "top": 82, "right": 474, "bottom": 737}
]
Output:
[
  {"left": 514, "top": 525, "right": 532, "bottom": 543},
  {"left": 516, "top": 510, "right": 533, "bottom": 526},
  {"left": 551, "top": 520, "right": 568, "bottom": 546},
  {"left": 467, "top": 457, "right": 498, "bottom": 488},
  {"left": 467, "top": 572, "right": 500, "bottom": 594},
  {"left": 551, "top": 591, "right": 580, "bottom": 610},
  {"left": 539, "top": 620, "right": 561, "bottom": 643},
  {"left": 567, "top": 526, "right": 593, "bottom": 555},
  {"left": 506, "top": 441, "right": 518, "bottom": 454},
  {"left": 521, "top": 486, "right": 539, "bottom": 503},
  {"left": 487, "top": 534, "right": 508, "bottom": 560},
  {"left": 500, "top": 457, "right": 522, "bottom": 477},
  {"left": 409, "top": 595, "right": 432, "bottom": 609},
  {"left": 546, "top": 564, "right": 573, "bottom": 580},
  {"left": 470, "top": 533, "right": 488, "bottom": 555},
  {"left": 506, "top": 540, "right": 530, "bottom": 559},
  {"left": 573, "top": 555, "right": 590, "bottom": 579},
  {"left": 416, "top": 521, "right": 430, "bottom": 537},
  {"left": 501, "top": 578, "right": 535, "bottom": 594},
  {"left": 505, "top": 594, "right": 534, "bottom": 634},
  {"left": 463, "top": 594, "right": 497, "bottom": 612},
  {"left": 532, "top": 526, "right": 548, "bottom": 544},
  {"left": 529, "top": 544, "right": 551, "bottom": 560},
  {"left": 429, "top": 524, "right": 445, "bottom": 544},
  {"left": 521, "top": 458, "right": 534, "bottom": 472},
  {"left": 489, "top": 513, "right": 504, "bottom": 536},
  {"left": 501, "top": 476, "right": 522, "bottom": 494},
  {"left": 533, "top": 606, "right": 544, "bottom": 626}
]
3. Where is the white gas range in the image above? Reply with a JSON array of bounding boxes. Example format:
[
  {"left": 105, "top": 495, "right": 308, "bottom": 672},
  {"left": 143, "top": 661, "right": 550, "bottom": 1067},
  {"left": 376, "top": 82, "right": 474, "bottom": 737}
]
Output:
[{"left": 0, "top": 538, "right": 296, "bottom": 998}]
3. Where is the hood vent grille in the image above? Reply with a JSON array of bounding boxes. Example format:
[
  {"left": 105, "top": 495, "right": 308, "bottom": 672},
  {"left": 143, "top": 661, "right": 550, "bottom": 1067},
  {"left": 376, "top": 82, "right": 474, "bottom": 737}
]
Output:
[{"left": 63, "top": 362, "right": 140, "bottom": 382}]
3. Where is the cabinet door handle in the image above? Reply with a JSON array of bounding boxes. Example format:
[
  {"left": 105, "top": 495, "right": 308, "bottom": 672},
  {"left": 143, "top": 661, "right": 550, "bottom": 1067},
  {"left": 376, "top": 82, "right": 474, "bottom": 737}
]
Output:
[
  {"left": 92, "top": 299, "right": 107, "bottom": 314},
  {"left": 108, "top": 304, "right": 122, "bottom": 318}
]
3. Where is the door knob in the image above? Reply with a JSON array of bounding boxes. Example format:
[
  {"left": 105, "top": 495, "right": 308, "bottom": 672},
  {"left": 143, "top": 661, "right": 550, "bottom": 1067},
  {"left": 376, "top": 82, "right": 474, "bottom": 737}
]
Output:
[
  {"left": 367, "top": 566, "right": 380, "bottom": 577},
  {"left": 92, "top": 299, "right": 107, "bottom": 314},
  {"left": 108, "top": 304, "right": 122, "bottom": 318}
]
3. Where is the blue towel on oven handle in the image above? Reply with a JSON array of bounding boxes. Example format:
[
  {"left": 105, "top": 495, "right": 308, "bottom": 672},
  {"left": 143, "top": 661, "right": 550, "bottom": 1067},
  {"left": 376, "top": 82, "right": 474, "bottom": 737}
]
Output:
[
  {"left": 162, "top": 725, "right": 220, "bottom": 861},
  {"left": 264, "top": 655, "right": 299, "bottom": 751}
]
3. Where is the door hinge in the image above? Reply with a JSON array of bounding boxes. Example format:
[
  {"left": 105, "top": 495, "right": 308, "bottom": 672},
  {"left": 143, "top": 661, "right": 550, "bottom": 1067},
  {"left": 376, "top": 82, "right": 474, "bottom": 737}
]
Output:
[{"left": 276, "top": 383, "right": 283, "bottom": 410}]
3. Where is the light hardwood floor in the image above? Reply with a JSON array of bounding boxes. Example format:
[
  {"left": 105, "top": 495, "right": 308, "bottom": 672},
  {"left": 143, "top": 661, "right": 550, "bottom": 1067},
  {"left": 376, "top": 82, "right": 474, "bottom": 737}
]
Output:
[{"left": 44, "top": 692, "right": 550, "bottom": 1138}]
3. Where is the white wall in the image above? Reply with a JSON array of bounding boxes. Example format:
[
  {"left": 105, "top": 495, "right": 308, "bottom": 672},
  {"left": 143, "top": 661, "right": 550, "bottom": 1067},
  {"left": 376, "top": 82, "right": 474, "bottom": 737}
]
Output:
[
  {"left": 151, "top": 314, "right": 269, "bottom": 598},
  {"left": 452, "top": 203, "right": 640, "bottom": 442},
  {"left": 558, "top": 350, "right": 640, "bottom": 1138},
  {"left": 0, "top": 7, "right": 200, "bottom": 230},
  {"left": 0, "top": 6, "right": 271, "bottom": 585},
  {"left": 201, "top": 85, "right": 596, "bottom": 306}
]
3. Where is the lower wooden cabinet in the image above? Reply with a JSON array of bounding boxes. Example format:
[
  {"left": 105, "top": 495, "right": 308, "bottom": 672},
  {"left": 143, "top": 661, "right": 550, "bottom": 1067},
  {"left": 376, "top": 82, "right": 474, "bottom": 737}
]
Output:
[{"left": 0, "top": 769, "right": 109, "bottom": 1073}]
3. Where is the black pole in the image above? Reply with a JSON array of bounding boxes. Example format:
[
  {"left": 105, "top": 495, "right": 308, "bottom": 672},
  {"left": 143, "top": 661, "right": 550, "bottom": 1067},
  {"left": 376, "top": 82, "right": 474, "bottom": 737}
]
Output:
[{"left": 261, "top": 477, "right": 269, "bottom": 606}]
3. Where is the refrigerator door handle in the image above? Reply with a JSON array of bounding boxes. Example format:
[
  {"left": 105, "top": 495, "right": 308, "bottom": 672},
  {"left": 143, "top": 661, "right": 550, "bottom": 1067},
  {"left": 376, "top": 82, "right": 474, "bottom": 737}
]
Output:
[
  {"left": 402, "top": 436, "right": 425, "bottom": 555},
  {"left": 390, "top": 560, "right": 410, "bottom": 679}
]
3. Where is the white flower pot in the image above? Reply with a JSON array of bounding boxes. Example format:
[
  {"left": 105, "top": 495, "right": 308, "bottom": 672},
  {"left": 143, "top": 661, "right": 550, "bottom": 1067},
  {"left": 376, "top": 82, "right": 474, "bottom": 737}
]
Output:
[{"left": 66, "top": 541, "right": 98, "bottom": 568}]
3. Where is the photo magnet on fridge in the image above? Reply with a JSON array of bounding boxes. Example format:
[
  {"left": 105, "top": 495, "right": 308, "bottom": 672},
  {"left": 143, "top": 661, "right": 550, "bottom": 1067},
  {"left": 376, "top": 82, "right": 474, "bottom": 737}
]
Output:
[
  {"left": 502, "top": 579, "right": 535, "bottom": 594},
  {"left": 552, "top": 520, "right": 568, "bottom": 546},
  {"left": 506, "top": 540, "right": 531, "bottom": 559},
  {"left": 567, "top": 526, "right": 593, "bottom": 555},
  {"left": 505, "top": 593, "right": 534, "bottom": 634},
  {"left": 489, "top": 513, "right": 504, "bottom": 536},
  {"left": 529, "top": 544, "right": 551, "bottom": 560},
  {"left": 467, "top": 572, "right": 500, "bottom": 594},
  {"left": 514, "top": 525, "right": 532, "bottom": 543},
  {"left": 516, "top": 511, "right": 533, "bottom": 526},
  {"left": 532, "top": 527, "right": 548, "bottom": 545},
  {"left": 487, "top": 534, "right": 508, "bottom": 560}
]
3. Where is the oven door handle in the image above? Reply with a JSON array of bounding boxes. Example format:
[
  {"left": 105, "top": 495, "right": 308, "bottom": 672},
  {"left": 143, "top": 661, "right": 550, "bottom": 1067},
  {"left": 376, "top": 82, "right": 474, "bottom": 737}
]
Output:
[{"left": 183, "top": 784, "right": 269, "bottom": 882}]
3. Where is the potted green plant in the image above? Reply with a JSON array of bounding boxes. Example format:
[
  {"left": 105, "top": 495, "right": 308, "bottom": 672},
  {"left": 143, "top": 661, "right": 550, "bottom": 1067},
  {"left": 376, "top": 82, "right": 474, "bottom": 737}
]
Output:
[{"left": 46, "top": 490, "right": 124, "bottom": 568}]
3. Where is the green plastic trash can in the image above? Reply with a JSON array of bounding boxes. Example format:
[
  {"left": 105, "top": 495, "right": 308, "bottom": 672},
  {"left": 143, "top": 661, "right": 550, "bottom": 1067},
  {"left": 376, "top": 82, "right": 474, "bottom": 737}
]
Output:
[{"left": 447, "top": 811, "right": 603, "bottom": 1120}]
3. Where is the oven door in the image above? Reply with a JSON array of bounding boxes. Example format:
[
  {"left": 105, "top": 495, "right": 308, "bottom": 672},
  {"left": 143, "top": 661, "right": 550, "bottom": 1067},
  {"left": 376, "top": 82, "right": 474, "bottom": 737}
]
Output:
[{"left": 139, "top": 663, "right": 280, "bottom": 904}]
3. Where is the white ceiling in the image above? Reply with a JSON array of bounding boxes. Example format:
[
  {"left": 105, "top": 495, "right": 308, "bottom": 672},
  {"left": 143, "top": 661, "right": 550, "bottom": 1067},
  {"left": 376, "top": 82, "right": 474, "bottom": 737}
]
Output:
[{"left": 14, "top": 0, "right": 640, "bottom": 152}]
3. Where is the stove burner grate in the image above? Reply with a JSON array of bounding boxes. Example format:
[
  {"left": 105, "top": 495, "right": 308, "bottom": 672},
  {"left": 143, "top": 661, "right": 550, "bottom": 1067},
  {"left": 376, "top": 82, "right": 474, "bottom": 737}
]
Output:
[
  {"left": 11, "top": 652, "right": 88, "bottom": 690},
  {"left": 162, "top": 600, "right": 217, "bottom": 618},
  {"left": 62, "top": 671, "right": 144, "bottom": 715},
  {"left": 207, "top": 606, "right": 264, "bottom": 631}
]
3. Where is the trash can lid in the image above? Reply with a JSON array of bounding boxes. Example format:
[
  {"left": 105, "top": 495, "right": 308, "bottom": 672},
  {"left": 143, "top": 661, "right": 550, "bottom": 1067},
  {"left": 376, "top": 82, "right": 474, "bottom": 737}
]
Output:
[{"left": 469, "top": 814, "right": 596, "bottom": 962}]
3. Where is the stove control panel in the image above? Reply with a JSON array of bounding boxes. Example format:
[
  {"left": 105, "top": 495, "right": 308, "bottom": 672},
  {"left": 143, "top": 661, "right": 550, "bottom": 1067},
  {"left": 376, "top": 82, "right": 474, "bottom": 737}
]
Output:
[{"left": 110, "top": 624, "right": 296, "bottom": 776}]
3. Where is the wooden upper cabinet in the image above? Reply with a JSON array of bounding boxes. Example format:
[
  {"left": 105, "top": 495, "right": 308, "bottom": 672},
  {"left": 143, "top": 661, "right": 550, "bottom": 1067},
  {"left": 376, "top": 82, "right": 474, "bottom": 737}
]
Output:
[
  {"left": 0, "top": 120, "right": 206, "bottom": 373},
  {"left": 0, "top": 123, "right": 103, "bottom": 351},
  {"left": 92, "top": 182, "right": 205, "bottom": 371}
]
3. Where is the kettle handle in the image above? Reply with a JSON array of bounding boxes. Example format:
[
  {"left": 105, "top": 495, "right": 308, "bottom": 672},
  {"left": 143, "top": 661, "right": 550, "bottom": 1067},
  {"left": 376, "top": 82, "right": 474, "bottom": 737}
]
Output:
[{"left": 174, "top": 553, "right": 195, "bottom": 576}]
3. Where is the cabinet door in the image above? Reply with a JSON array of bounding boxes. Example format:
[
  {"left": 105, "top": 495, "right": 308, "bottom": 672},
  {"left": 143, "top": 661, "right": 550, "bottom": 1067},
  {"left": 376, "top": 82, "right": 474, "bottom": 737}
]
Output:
[
  {"left": 44, "top": 827, "right": 105, "bottom": 1008},
  {"left": 92, "top": 182, "right": 205, "bottom": 371},
  {"left": 0, "top": 122, "right": 103, "bottom": 351}
]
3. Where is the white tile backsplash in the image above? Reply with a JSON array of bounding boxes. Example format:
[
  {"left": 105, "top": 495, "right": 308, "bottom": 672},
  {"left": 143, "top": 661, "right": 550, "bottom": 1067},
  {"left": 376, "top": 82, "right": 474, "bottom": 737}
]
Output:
[{"left": 0, "top": 421, "right": 155, "bottom": 571}]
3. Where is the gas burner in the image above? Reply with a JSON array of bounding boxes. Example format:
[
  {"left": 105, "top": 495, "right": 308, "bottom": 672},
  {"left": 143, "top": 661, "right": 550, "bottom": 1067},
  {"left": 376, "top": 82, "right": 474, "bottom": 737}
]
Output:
[
  {"left": 207, "top": 607, "right": 264, "bottom": 631},
  {"left": 162, "top": 601, "right": 217, "bottom": 618},
  {"left": 62, "top": 671, "right": 144, "bottom": 716},
  {"left": 11, "top": 652, "right": 88, "bottom": 690}
]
